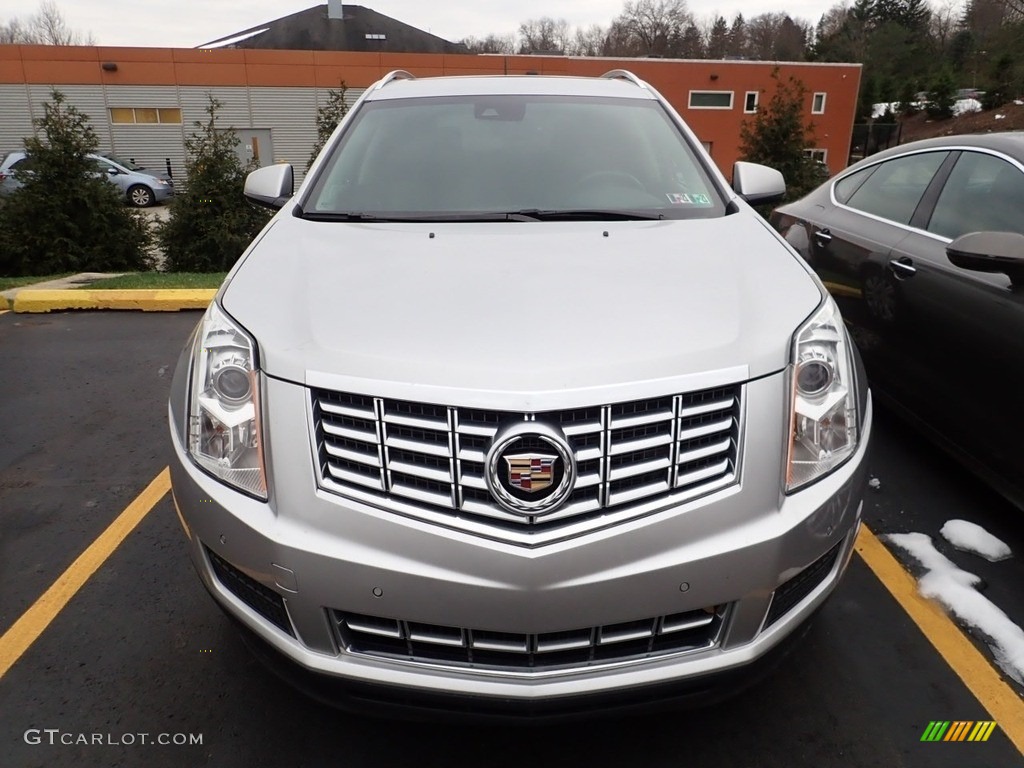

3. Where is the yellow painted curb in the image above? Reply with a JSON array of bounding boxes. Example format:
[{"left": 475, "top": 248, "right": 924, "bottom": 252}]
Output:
[{"left": 12, "top": 289, "right": 215, "bottom": 313}]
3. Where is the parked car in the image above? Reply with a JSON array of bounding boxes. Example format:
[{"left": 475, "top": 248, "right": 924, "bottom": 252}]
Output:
[
  {"left": 168, "top": 70, "right": 872, "bottom": 718},
  {"left": 771, "top": 132, "right": 1024, "bottom": 509},
  {"left": 0, "top": 150, "right": 173, "bottom": 206}
]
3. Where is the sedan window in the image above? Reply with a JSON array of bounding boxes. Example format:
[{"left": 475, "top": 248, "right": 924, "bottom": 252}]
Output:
[
  {"left": 843, "top": 151, "right": 948, "bottom": 225},
  {"left": 926, "top": 152, "right": 1024, "bottom": 239}
]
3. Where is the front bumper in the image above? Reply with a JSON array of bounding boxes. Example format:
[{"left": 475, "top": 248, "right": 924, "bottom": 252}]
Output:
[{"left": 169, "top": 371, "right": 871, "bottom": 714}]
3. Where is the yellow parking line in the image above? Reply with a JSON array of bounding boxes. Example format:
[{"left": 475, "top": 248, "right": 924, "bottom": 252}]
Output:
[
  {"left": 856, "top": 524, "right": 1024, "bottom": 755},
  {"left": 0, "top": 468, "right": 170, "bottom": 680}
]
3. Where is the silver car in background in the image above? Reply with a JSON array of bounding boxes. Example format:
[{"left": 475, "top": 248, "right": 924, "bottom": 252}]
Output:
[
  {"left": 168, "top": 70, "right": 872, "bottom": 718},
  {"left": 0, "top": 150, "right": 173, "bottom": 206}
]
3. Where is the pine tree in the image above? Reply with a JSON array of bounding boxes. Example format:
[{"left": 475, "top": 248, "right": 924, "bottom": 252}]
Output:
[
  {"left": 706, "top": 16, "right": 729, "bottom": 58},
  {"left": 308, "top": 82, "right": 349, "bottom": 172},
  {"left": 158, "top": 95, "right": 271, "bottom": 272},
  {"left": 739, "top": 70, "right": 820, "bottom": 205},
  {"left": 0, "top": 89, "right": 150, "bottom": 276}
]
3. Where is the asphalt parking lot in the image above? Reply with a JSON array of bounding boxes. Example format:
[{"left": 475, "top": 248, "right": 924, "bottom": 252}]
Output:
[{"left": 0, "top": 311, "right": 1022, "bottom": 768}]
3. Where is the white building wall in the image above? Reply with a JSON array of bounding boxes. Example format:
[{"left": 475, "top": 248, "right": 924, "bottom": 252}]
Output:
[
  {"left": 0, "top": 82, "right": 368, "bottom": 188},
  {"left": 250, "top": 86, "right": 318, "bottom": 178}
]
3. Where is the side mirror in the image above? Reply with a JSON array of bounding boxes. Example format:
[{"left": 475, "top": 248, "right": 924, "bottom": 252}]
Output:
[
  {"left": 107, "top": 167, "right": 120, "bottom": 175},
  {"left": 946, "top": 231, "right": 1024, "bottom": 285},
  {"left": 244, "top": 163, "right": 294, "bottom": 210},
  {"left": 732, "top": 161, "right": 786, "bottom": 204}
]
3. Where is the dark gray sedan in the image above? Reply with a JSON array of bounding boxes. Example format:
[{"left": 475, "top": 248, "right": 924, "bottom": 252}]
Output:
[{"left": 772, "top": 132, "right": 1024, "bottom": 510}]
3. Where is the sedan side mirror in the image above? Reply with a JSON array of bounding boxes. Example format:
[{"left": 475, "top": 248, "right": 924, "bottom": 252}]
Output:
[
  {"left": 107, "top": 167, "right": 120, "bottom": 175},
  {"left": 732, "top": 161, "right": 786, "bottom": 204},
  {"left": 244, "top": 163, "right": 294, "bottom": 210},
  {"left": 946, "top": 231, "right": 1024, "bottom": 286}
]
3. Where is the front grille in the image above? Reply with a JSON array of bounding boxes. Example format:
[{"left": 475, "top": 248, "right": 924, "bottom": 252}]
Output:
[
  {"left": 332, "top": 606, "right": 727, "bottom": 672},
  {"left": 207, "top": 547, "right": 293, "bottom": 636},
  {"left": 311, "top": 384, "right": 742, "bottom": 539},
  {"left": 764, "top": 543, "right": 842, "bottom": 628}
]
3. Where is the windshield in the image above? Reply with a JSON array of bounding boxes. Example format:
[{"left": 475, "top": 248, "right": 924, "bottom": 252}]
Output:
[
  {"left": 303, "top": 95, "right": 724, "bottom": 220},
  {"left": 103, "top": 154, "right": 144, "bottom": 171}
]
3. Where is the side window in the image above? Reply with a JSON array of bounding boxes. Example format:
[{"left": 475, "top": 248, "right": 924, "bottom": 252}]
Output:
[
  {"left": 11, "top": 157, "right": 36, "bottom": 172},
  {"left": 844, "top": 152, "right": 948, "bottom": 225},
  {"left": 927, "top": 152, "right": 1024, "bottom": 239},
  {"left": 833, "top": 166, "right": 876, "bottom": 204}
]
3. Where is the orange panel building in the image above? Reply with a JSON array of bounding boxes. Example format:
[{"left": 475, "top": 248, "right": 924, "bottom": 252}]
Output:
[{"left": 0, "top": 45, "right": 860, "bottom": 183}]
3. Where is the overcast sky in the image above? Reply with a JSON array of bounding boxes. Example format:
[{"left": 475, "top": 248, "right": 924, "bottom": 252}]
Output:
[{"left": 14, "top": 1, "right": 846, "bottom": 48}]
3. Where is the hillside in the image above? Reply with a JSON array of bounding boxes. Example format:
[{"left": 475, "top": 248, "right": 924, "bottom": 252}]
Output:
[{"left": 898, "top": 101, "right": 1024, "bottom": 142}]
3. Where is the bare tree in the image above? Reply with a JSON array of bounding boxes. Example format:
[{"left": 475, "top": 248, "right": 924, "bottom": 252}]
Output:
[
  {"left": 518, "top": 17, "right": 571, "bottom": 54},
  {"left": 0, "top": 1, "right": 95, "bottom": 45},
  {"left": 569, "top": 24, "right": 608, "bottom": 56},
  {"left": 461, "top": 33, "right": 516, "bottom": 54},
  {"left": 0, "top": 18, "right": 29, "bottom": 44},
  {"left": 614, "top": 0, "right": 692, "bottom": 56}
]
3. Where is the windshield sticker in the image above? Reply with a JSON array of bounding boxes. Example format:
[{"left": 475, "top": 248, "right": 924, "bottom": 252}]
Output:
[{"left": 666, "top": 192, "right": 713, "bottom": 206}]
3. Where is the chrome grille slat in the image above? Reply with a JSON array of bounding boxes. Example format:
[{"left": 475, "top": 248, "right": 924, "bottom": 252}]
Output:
[
  {"left": 311, "top": 383, "right": 742, "bottom": 541},
  {"left": 334, "top": 606, "right": 728, "bottom": 672},
  {"left": 678, "top": 396, "right": 735, "bottom": 419},
  {"left": 607, "top": 456, "right": 672, "bottom": 482},
  {"left": 676, "top": 437, "right": 733, "bottom": 465},
  {"left": 321, "top": 422, "right": 377, "bottom": 442},
  {"left": 676, "top": 417, "right": 734, "bottom": 442},
  {"left": 318, "top": 400, "right": 377, "bottom": 420},
  {"left": 608, "top": 432, "right": 674, "bottom": 456},
  {"left": 676, "top": 459, "right": 731, "bottom": 488},
  {"left": 326, "top": 463, "right": 385, "bottom": 490},
  {"left": 387, "top": 459, "right": 453, "bottom": 484},
  {"left": 609, "top": 409, "right": 674, "bottom": 430}
]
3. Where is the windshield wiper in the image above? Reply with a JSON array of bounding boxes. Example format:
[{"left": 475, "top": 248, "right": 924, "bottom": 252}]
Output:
[
  {"left": 505, "top": 209, "right": 665, "bottom": 221},
  {"left": 299, "top": 211, "right": 542, "bottom": 222}
]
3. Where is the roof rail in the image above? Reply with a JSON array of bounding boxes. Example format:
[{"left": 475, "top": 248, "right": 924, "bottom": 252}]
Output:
[
  {"left": 374, "top": 70, "right": 415, "bottom": 90},
  {"left": 601, "top": 70, "right": 648, "bottom": 89}
]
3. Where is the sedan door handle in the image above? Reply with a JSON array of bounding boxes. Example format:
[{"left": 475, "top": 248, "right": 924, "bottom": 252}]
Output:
[
  {"left": 814, "top": 228, "right": 832, "bottom": 247},
  {"left": 888, "top": 257, "right": 917, "bottom": 279}
]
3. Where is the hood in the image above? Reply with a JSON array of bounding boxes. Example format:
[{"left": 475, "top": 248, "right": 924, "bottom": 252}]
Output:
[{"left": 223, "top": 213, "right": 821, "bottom": 402}]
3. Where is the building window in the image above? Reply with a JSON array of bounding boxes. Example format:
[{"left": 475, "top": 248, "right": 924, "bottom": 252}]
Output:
[
  {"left": 688, "top": 91, "right": 733, "bottom": 110},
  {"left": 364, "top": 33, "right": 386, "bottom": 40},
  {"left": 744, "top": 91, "right": 759, "bottom": 113},
  {"left": 701, "top": 141, "right": 713, "bottom": 156},
  {"left": 109, "top": 107, "right": 182, "bottom": 124},
  {"left": 812, "top": 93, "right": 826, "bottom": 114},
  {"left": 804, "top": 149, "right": 828, "bottom": 163}
]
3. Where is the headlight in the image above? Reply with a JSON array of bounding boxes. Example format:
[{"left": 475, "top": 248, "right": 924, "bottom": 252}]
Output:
[
  {"left": 786, "top": 295, "right": 858, "bottom": 492},
  {"left": 187, "top": 302, "right": 267, "bottom": 499}
]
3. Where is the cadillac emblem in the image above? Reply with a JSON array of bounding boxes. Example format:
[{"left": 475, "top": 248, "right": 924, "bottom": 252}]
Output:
[
  {"left": 485, "top": 424, "right": 575, "bottom": 517},
  {"left": 505, "top": 454, "right": 557, "bottom": 493}
]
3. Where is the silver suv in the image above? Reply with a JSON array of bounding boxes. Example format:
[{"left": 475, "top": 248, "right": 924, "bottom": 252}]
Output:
[{"left": 168, "top": 70, "right": 872, "bottom": 718}]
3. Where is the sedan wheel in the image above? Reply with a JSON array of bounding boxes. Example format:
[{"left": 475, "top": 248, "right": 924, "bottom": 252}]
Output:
[{"left": 128, "top": 185, "right": 154, "bottom": 207}]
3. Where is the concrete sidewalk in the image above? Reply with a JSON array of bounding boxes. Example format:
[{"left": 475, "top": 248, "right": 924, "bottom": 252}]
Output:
[{"left": 2, "top": 273, "right": 128, "bottom": 301}]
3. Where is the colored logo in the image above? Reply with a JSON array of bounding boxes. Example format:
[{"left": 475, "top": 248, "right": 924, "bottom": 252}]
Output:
[
  {"left": 920, "top": 721, "right": 997, "bottom": 742},
  {"left": 505, "top": 454, "right": 557, "bottom": 493},
  {"left": 485, "top": 426, "right": 576, "bottom": 517}
]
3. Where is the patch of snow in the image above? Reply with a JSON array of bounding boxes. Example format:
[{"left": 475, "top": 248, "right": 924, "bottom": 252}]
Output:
[
  {"left": 952, "top": 98, "right": 983, "bottom": 117},
  {"left": 871, "top": 101, "right": 900, "bottom": 119},
  {"left": 885, "top": 532, "right": 1024, "bottom": 684},
  {"left": 995, "top": 114, "right": 1006, "bottom": 120},
  {"left": 1015, "top": 100, "right": 1023, "bottom": 106},
  {"left": 941, "top": 520, "right": 1012, "bottom": 562},
  {"left": 868, "top": 477, "right": 881, "bottom": 490}
]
